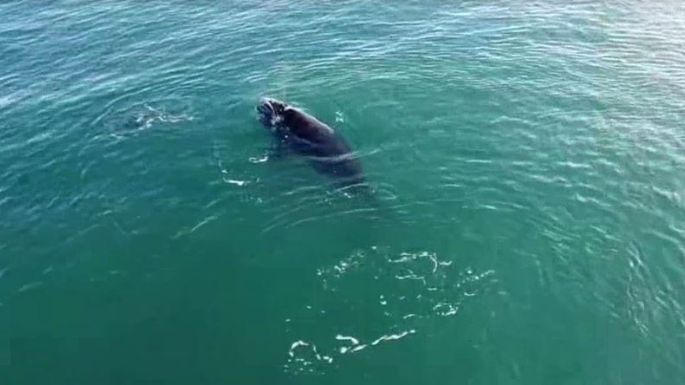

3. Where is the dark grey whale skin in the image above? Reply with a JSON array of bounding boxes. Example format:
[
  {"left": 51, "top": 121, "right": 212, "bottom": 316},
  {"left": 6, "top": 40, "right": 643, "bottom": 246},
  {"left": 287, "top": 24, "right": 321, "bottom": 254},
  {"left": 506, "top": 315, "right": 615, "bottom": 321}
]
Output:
[{"left": 256, "top": 97, "right": 365, "bottom": 187}]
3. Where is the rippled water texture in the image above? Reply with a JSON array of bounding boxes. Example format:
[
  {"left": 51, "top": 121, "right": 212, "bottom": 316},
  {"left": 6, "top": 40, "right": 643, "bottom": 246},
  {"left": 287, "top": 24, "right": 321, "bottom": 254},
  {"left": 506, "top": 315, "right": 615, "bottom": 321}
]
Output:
[{"left": 1, "top": 1, "right": 684, "bottom": 384}]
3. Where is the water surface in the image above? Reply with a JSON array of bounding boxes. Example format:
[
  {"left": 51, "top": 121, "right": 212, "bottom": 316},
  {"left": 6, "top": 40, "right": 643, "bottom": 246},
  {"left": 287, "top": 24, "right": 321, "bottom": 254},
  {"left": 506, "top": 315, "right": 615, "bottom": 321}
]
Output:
[{"left": 1, "top": 1, "right": 684, "bottom": 384}]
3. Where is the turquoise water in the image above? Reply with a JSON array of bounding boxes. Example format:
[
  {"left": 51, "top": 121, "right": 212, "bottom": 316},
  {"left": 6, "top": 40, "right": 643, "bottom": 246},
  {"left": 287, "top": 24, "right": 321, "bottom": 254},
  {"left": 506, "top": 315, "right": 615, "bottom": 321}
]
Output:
[{"left": 2, "top": 1, "right": 685, "bottom": 384}]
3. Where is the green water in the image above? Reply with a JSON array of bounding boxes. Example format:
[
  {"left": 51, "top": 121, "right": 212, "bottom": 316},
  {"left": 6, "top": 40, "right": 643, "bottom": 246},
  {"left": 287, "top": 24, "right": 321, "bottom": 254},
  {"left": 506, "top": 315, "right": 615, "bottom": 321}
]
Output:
[{"left": 2, "top": 1, "right": 685, "bottom": 384}]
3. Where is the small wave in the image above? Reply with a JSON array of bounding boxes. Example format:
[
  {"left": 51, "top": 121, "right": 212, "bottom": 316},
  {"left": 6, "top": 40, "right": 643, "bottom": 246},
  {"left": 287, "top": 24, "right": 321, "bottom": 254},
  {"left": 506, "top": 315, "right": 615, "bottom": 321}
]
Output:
[
  {"left": 0, "top": 266, "right": 8, "bottom": 280},
  {"left": 17, "top": 281, "right": 43, "bottom": 293},
  {"left": 92, "top": 103, "right": 195, "bottom": 144},
  {"left": 172, "top": 215, "right": 218, "bottom": 239},
  {"left": 217, "top": 160, "right": 255, "bottom": 188},
  {"left": 125, "top": 104, "right": 194, "bottom": 130}
]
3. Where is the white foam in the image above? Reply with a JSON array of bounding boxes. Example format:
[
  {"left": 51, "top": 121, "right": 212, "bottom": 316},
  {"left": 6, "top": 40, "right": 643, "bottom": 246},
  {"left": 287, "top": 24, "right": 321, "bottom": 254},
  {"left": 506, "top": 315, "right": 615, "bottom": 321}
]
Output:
[
  {"left": 223, "top": 178, "right": 248, "bottom": 186},
  {"left": 371, "top": 330, "right": 416, "bottom": 345},
  {"left": 288, "top": 340, "right": 309, "bottom": 357},
  {"left": 249, "top": 154, "right": 269, "bottom": 163},
  {"left": 335, "top": 335, "right": 360, "bottom": 345}
]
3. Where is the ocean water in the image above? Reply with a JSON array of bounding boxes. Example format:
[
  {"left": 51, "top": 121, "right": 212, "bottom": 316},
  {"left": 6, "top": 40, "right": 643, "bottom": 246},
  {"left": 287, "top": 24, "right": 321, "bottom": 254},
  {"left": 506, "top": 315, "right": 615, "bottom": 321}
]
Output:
[{"left": 1, "top": 1, "right": 685, "bottom": 384}]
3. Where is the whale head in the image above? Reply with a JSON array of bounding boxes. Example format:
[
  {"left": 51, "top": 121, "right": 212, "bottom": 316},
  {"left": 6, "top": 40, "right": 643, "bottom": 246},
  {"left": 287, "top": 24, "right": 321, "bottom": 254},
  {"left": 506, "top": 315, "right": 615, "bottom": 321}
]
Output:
[{"left": 256, "top": 97, "right": 288, "bottom": 128}]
